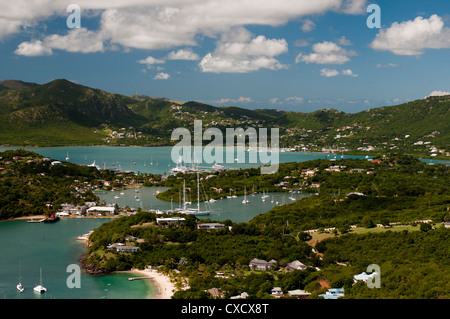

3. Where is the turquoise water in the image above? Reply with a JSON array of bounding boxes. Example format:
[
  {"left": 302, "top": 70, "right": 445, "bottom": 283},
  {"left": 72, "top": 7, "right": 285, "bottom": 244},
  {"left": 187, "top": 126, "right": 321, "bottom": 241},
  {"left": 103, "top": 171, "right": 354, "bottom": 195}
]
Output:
[
  {"left": 0, "top": 219, "right": 156, "bottom": 299},
  {"left": 0, "top": 146, "right": 447, "bottom": 175},
  {"left": 98, "top": 186, "right": 312, "bottom": 223},
  {"left": 0, "top": 146, "right": 385, "bottom": 175}
]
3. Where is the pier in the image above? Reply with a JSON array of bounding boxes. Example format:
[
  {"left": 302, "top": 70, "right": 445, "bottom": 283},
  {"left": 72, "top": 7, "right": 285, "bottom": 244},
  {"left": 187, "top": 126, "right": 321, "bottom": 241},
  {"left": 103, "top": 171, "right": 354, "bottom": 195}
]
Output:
[
  {"left": 128, "top": 277, "right": 153, "bottom": 281},
  {"left": 27, "top": 218, "right": 46, "bottom": 223}
]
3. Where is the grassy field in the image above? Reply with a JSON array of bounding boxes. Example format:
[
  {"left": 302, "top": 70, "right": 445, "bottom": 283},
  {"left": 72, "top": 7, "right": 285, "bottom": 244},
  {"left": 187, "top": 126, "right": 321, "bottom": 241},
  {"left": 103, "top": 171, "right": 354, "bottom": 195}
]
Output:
[{"left": 307, "top": 224, "right": 422, "bottom": 246}]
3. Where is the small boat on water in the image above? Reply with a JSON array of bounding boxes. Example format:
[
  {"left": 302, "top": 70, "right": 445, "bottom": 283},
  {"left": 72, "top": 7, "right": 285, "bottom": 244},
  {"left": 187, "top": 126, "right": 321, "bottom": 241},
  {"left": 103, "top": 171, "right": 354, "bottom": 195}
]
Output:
[
  {"left": 17, "top": 267, "right": 24, "bottom": 293},
  {"left": 17, "top": 282, "right": 24, "bottom": 293},
  {"left": 242, "top": 187, "right": 249, "bottom": 204},
  {"left": 43, "top": 215, "right": 60, "bottom": 223},
  {"left": 33, "top": 268, "right": 47, "bottom": 294}
]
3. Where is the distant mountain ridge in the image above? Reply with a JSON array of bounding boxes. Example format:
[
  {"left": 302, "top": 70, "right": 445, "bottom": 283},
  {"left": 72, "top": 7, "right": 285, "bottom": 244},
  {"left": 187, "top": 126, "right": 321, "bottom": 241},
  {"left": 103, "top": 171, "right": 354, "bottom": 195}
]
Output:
[{"left": 0, "top": 79, "right": 448, "bottom": 152}]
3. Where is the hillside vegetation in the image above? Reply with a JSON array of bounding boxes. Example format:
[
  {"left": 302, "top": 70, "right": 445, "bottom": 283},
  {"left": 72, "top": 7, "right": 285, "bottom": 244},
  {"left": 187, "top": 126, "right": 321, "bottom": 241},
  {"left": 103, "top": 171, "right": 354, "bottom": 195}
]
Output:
[{"left": 0, "top": 79, "right": 448, "bottom": 159}]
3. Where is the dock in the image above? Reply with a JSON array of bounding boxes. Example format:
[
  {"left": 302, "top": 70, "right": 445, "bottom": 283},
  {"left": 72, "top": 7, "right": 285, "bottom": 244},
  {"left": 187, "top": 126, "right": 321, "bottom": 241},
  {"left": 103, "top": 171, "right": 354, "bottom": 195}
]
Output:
[
  {"left": 128, "top": 277, "right": 153, "bottom": 281},
  {"left": 27, "top": 218, "right": 46, "bottom": 223}
]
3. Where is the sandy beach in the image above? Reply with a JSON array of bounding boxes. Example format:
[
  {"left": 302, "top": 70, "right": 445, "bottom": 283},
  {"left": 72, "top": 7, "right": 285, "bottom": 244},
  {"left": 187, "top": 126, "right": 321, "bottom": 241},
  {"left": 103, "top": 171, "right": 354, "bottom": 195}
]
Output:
[{"left": 130, "top": 268, "right": 176, "bottom": 299}]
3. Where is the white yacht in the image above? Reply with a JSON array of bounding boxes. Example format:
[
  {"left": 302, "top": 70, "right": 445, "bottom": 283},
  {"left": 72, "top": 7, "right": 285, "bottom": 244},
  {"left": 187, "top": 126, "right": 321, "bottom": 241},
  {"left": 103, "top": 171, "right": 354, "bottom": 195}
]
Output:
[
  {"left": 33, "top": 268, "right": 47, "bottom": 294},
  {"left": 170, "top": 175, "right": 210, "bottom": 216}
]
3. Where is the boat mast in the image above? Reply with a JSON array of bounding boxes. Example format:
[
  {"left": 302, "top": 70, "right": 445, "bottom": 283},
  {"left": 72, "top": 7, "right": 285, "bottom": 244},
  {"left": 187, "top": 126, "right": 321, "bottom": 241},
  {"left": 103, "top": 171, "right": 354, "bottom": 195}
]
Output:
[
  {"left": 183, "top": 180, "right": 186, "bottom": 211},
  {"left": 197, "top": 172, "right": 200, "bottom": 213}
]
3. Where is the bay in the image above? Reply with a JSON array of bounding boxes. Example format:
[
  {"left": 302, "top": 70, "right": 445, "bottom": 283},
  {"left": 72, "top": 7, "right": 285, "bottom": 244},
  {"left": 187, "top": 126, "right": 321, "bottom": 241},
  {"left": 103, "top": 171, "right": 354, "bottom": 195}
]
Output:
[
  {"left": 0, "top": 218, "right": 156, "bottom": 299},
  {"left": 0, "top": 146, "right": 447, "bottom": 175},
  {"left": 98, "top": 186, "right": 312, "bottom": 223},
  {"left": 1, "top": 145, "right": 448, "bottom": 299},
  {"left": 0, "top": 146, "right": 376, "bottom": 175}
]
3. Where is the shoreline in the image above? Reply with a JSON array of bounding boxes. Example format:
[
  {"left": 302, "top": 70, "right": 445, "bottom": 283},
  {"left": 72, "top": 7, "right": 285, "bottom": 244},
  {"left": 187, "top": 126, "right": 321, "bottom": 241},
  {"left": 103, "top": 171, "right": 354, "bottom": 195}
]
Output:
[
  {"left": 126, "top": 268, "right": 176, "bottom": 299},
  {"left": 3, "top": 215, "right": 119, "bottom": 222}
]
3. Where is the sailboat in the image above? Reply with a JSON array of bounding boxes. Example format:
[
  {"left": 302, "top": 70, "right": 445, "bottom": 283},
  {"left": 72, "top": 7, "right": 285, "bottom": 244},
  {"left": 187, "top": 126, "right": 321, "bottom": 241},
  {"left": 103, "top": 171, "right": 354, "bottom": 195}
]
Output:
[
  {"left": 170, "top": 174, "right": 210, "bottom": 216},
  {"left": 261, "top": 190, "right": 269, "bottom": 201},
  {"left": 65, "top": 151, "right": 70, "bottom": 161},
  {"left": 242, "top": 187, "right": 249, "bottom": 204},
  {"left": 17, "top": 267, "right": 24, "bottom": 293},
  {"left": 33, "top": 268, "right": 47, "bottom": 293}
]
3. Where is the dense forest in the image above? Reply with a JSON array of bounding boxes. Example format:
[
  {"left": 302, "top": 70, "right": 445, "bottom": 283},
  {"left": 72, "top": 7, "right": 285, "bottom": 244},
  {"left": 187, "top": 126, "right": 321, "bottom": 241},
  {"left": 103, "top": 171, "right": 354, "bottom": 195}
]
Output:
[
  {"left": 83, "top": 209, "right": 449, "bottom": 299},
  {"left": 250, "top": 155, "right": 450, "bottom": 232},
  {"left": 0, "top": 149, "right": 111, "bottom": 219},
  {"left": 316, "top": 228, "right": 450, "bottom": 299}
]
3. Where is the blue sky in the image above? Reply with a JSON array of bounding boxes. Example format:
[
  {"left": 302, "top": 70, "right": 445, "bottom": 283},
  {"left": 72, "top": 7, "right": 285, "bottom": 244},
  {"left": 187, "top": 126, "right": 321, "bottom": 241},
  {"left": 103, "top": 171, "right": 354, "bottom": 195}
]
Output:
[{"left": 1, "top": 0, "right": 449, "bottom": 113}]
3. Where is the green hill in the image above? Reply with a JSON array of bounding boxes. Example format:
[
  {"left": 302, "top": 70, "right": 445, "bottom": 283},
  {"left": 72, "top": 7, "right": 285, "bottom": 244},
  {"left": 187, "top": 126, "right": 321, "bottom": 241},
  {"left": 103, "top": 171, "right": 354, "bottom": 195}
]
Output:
[
  {"left": 0, "top": 79, "right": 148, "bottom": 145},
  {"left": 0, "top": 79, "right": 448, "bottom": 156}
]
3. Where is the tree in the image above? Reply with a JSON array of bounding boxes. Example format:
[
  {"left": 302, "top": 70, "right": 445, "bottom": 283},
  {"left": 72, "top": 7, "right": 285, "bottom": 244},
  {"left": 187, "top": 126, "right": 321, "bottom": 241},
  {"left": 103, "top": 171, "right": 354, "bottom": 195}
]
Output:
[
  {"left": 361, "top": 216, "right": 375, "bottom": 228},
  {"left": 298, "top": 232, "right": 312, "bottom": 241},
  {"left": 420, "top": 223, "right": 432, "bottom": 232}
]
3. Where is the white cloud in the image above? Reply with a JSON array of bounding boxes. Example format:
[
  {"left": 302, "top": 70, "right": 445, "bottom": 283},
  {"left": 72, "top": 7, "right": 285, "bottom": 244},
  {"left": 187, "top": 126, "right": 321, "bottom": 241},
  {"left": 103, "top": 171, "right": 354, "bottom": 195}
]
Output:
[
  {"left": 320, "top": 68, "right": 340, "bottom": 77},
  {"left": 301, "top": 19, "right": 316, "bottom": 32},
  {"left": 199, "top": 27, "right": 288, "bottom": 73},
  {"left": 213, "top": 96, "right": 254, "bottom": 104},
  {"left": 285, "top": 96, "right": 304, "bottom": 103},
  {"left": 0, "top": 18, "right": 22, "bottom": 40},
  {"left": 14, "top": 40, "right": 52, "bottom": 56},
  {"left": 270, "top": 96, "right": 303, "bottom": 105},
  {"left": 7, "top": 0, "right": 367, "bottom": 54},
  {"left": 296, "top": 41, "right": 357, "bottom": 64},
  {"left": 153, "top": 72, "right": 170, "bottom": 80},
  {"left": 341, "top": 69, "right": 358, "bottom": 77},
  {"left": 167, "top": 48, "right": 200, "bottom": 60},
  {"left": 269, "top": 97, "right": 281, "bottom": 104},
  {"left": 137, "top": 56, "right": 166, "bottom": 66},
  {"left": 237, "top": 96, "right": 253, "bottom": 103},
  {"left": 320, "top": 68, "right": 357, "bottom": 77},
  {"left": 425, "top": 90, "right": 450, "bottom": 98},
  {"left": 43, "top": 28, "right": 105, "bottom": 54},
  {"left": 370, "top": 14, "right": 450, "bottom": 55},
  {"left": 338, "top": 0, "right": 367, "bottom": 14},
  {"left": 15, "top": 28, "right": 104, "bottom": 56}
]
